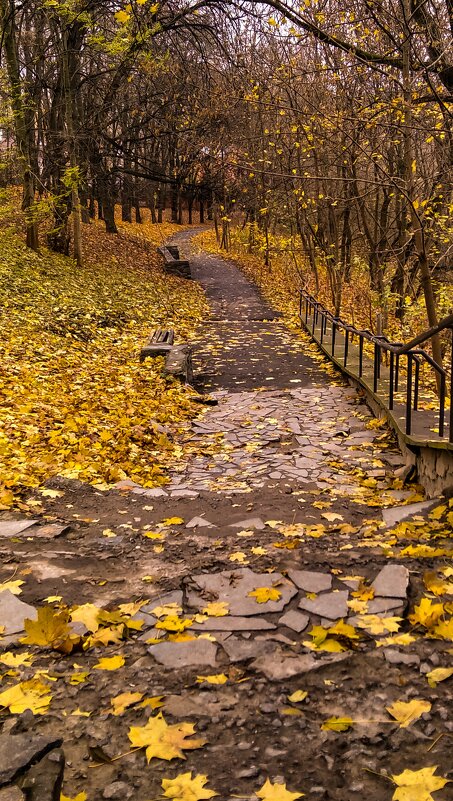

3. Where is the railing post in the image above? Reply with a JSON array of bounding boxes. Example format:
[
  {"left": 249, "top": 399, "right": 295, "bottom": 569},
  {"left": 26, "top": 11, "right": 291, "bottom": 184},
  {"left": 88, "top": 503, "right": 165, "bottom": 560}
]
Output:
[
  {"left": 373, "top": 343, "right": 379, "bottom": 392},
  {"left": 450, "top": 330, "right": 453, "bottom": 443},
  {"left": 344, "top": 330, "right": 349, "bottom": 367},
  {"left": 414, "top": 359, "right": 420, "bottom": 410},
  {"left": 389, "top": 351, "right": 394, "bottom": 410},
  {"left": 305, "top": 297, "right": 309, "bottom": 324},
  {"left": 406, "top": 355, "right": 412, "bottom": 435},
  {"left": 439, "top": 373, "right": 445, "bottom": 438},
  {"left": 312, "top": 305, "right": 316, "bottom": 334},
  {"left": 320, "top": 312, "right": 324, "bottom": 344},
  {"left": 395, "top": 354, "right": 399, "bottom": 392},
  {"left": 359, "top": 335, "right": 363, "bottom": 377},
  {"left": 332, "top": 322, "right": 336, "bottom": 356}
]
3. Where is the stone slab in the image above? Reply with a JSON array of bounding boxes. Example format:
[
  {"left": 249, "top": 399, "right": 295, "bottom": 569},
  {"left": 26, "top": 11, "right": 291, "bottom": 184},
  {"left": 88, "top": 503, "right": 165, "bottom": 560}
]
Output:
[
  {"left": 186, "top": 517, "right": 215, "bottom": 529},
  {"left": 25, "top": 524, "right": 68, "bottom": 540},
  {"left": 228, "top": 518, "right": 265, "bottom": 530},
  {"left": 0, "top": 591, "right": 37, "bottom": 636},
  {"left": 251, "top": 649, "right": 349, "bottom": 680},
  {"left": 192, "top": 616, "right": 276, "bottom": 632},
  {"left": 148, "top": 639, "right": 218, "bottom": 668},
  {"left": 278, "top": 610, "right": 310, "bottom": 633},
  {"left": 381, "top": 500, "right": 435, "bottom": 527},
  {"left": 221, "top": 636, "right": 273, "bottom": 663},
  {"left": 366, "top": 598, "right": 406, "bottom": 615},
  {"left": 186, "top": 568, "right": 297, "bottom": 617},
  {"left": 0, "top": 732, "right": 62, "bottom": 786},
  {"left": 298, "top": 590, "right": 349, "bottom": 620},
  {"left": 372, "top": 565, "right": 409, "bottom": 598},
  {"left": 287, "top": 570, "right": 332, "bottom": 593},
  {"left": 0, "top": 520, "right": 39, "bottom": 538}
]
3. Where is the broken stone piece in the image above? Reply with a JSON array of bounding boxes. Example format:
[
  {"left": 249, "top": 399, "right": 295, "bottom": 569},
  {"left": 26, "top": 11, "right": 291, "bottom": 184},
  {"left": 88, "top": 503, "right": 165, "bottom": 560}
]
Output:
[
  {"left": 148, "top": 639, "right": 218, "bottom": 668},
  {"left": 26, "top": 524, "right": 68, "bottom": 540},
  {"left": 287, "top": 570, "right": 332, "bottom": 593},
  {"left": 0, "top": 732, "right": 62, "bottom": 786},
  {"left": 221, "top": 636, "right": 273, "bottom": 663},
  {"left": 186, "top": 568, "right": 297, "bottom": 617},
  {"left": 366, "top": 597, "right": 405, "bottom": 615},
  {"left": 0, "top": 591, "right": 37, "bottom": 636},
  {"left": 278, "top": 610, "right": 310, "bottom": 633},
  {"left": 251, "top": 648, "right": 349, "bottom": 680},
  {"left": 381, "top": 500, "right": 435, "bottom": 527},
  {"left": 0, "top": 787, "right": 25, "bottom": 800},
  {"left": 18, "top": 747, "right": 64, "bottom": 801},
  {"left": 298, "top": 590, "right": 349, "bottom": 620},
  {"left": 191, "top": 616, "right": 276, "bottom": 632},
  {"left": 0, "top": 520, "right": 39, "bottom": 538},
  {"left": 228, "top": 518, "right": 265, "bottom": 530},
  {"left": 371, "top": 565, "right": 409, "bottom": 599},
  {"left": 186, "top": 517, "right": 215, "bottom": 529}
]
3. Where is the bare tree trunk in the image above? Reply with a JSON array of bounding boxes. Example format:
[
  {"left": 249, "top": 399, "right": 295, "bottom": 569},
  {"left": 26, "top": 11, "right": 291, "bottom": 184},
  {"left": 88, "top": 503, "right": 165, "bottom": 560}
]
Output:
[
  {"left": 402, "top": 0, "right": 442, "bottom": 371},
  {"left": 0, "top": 0, "right": 38, "bottom": 250}
]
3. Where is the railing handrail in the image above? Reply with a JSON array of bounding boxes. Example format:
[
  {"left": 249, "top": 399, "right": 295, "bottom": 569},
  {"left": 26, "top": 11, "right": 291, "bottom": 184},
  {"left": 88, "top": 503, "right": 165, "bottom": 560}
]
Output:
[
  {"left": 299, "top": 289, "right": 453, "bottom": 444},
  {"left": 300, "top": 290, "right": 453, "bottom": 373}
]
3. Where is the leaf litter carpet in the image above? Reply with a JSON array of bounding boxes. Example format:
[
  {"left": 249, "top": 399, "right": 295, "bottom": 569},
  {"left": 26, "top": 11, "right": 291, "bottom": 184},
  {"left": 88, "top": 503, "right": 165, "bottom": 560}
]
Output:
[{"left": 0, "top": 234, "right": 452, "bottom": 801}]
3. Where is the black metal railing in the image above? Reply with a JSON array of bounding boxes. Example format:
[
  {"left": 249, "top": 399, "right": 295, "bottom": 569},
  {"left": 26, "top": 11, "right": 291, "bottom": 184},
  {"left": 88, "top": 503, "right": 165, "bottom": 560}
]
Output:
[{"left": 299, "top": 289, "right": 453, "bottom": 444}]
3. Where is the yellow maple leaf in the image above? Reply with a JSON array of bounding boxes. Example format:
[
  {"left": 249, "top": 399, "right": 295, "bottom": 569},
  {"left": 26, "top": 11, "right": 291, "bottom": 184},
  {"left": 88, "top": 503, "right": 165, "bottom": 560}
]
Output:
[
  {"left": 229, "top": 552, "right": 248, "bottom": 563},
  {"left": 376, "top": 633, "right": 417, "bottom": 647},
  {"left": 21, "top": 607, "right": 79, "bottom": 653},
  {"left": 251, "top": 546, "right": 267, "bottom": 555},
  {"left": 328, "top": 620, "right": 360, "bottom": 639},
  {"left": 355, "top": 615, "right": 402, "bottom": 635},
  {"left": 0, "top": 580, "right": 24, "bottom": 595},
  {"left": 287, "top": 690, "right": 308, "bottom": 703},
  {"left": 151, "top": 602, "right": 183, "bottom": 618},
  {"left": 93, "top": 655, "right": 125, "bottom": 671},
  {"left": 69, "top": 671, "right": 89, "bottom": 685},
  {"left": 128, "top": 712, "right": 206, "bottom": 762},
  {"left": 387, "top": 699, "right": 431, "bottom": 728},
  {"left": 321, "top": 716, "right": 353, "bottom": 732},
  {"left": 40, "top": 488, "right": 64, "bottom": 498},
  {"left": 110, "top": 691, "right": 143, "bottom": 715},
  {"left": 202, "top": 601, "right": 229, "bottom": 617},
  {"left": 423, "top": 571, "right": 453, "bottom": 597},
  {"left": 60, "top": 793, "right": 87, "bottom": 801},
  {"left": 431, "top": 618, "right": 453, "bottom": 640},
  {"left": 162, "top": 772, "right": 217, "bottom": 801},
  {"left": 141, "top": 695, "right": 165, "bottom": 710},
  {"left": 196, "top": 674, "right": 228, "bottom": 685},
  {"left": 161, "top": 517, "right": 184, "bottom": 526},
  {"left": 257, "top": 778, "right": 304, "bottom": 801},
  {"left": 0, "top": 678, "right": 51, "bottom": 714},
  {"left": 392, "top": 766, "right": 449, "bottom": 801},
  {"left": 321, "top": 512, "right": 343, "bottom": 522},
  {"left": 426, "top": 667, "right": 453, "bottom": 687},
  {"left": 71, "top": 604, "right": 101, "bottom": 633},
  {"left": 115, "top": 9, "right": 130, "bottom": 23},
  {"left": 156, "top": 616, "right": 193, "bottom": 633},
  {"left": 248, "top": 587, "right": 282, "bottom": 604},
  {"left": 0, "top": 651, "right": 33, "bottom": 667},
  {"left": 409, "top": 598, "right": 444, "bottom": 629}
]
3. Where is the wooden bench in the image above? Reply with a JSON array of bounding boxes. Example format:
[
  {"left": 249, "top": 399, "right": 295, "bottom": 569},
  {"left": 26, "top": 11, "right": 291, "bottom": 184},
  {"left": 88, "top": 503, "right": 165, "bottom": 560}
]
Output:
[
  {"left": 139, "top": 328, "right": 175, "bottom": 362},
  {"left": 140, "top": 328, "right": 194, "bottom": 384},
  {"left": 157, "top": 245, "right": 191, "bottom": 279}
]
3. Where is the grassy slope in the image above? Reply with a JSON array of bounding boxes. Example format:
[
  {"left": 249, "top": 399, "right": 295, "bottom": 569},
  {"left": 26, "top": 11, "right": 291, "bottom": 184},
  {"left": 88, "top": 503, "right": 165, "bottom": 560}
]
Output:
[{"left": 0, "top": 191, "right": 208, "bottom": 504}]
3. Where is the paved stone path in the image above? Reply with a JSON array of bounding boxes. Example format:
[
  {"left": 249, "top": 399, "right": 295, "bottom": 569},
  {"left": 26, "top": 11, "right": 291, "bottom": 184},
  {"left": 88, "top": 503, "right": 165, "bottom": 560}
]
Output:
[
  {"left": 148, "top": 231, "right": 407, "bottom": 499},
  {"left": 1, "top": 234, "right": 450, "bottom": 801}
]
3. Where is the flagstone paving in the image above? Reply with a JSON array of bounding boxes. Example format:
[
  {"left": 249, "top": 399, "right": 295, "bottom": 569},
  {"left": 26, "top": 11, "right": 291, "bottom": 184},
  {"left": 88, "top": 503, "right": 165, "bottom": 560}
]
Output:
[{"left": 0, "top": 234, "right": 451, "bottom": 801}]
